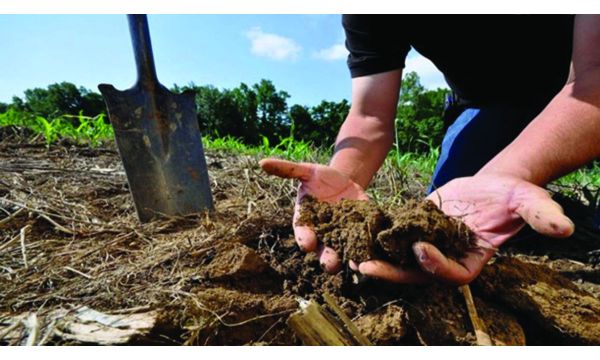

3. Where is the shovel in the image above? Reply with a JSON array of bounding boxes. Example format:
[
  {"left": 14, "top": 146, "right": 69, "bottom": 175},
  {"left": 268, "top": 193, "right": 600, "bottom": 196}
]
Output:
[{"left": 98, "top": 14, "right": 213, "bottom": 223}]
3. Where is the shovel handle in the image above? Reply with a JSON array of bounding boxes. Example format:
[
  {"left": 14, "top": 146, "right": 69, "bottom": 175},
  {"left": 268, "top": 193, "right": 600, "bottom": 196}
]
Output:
[{"left": 128, "top": 14, "right": 159, "bottom": 88}]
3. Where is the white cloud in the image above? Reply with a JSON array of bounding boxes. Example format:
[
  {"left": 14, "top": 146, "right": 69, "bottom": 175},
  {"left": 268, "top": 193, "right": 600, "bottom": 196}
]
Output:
[
  {"left": 313, "top": 43, "right": 348, "bottom": 61},
  {"left": 404, "top": 50, "right": 448, "bottom": 89},
  {"left": 245, "top": 27, "right": 302, "bottom": 61}
]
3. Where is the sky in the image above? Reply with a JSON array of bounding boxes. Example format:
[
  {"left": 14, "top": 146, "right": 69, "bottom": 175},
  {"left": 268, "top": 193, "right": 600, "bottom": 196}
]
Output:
[{"left": 0, "top": 15, "right": 448, "bottom": 107}]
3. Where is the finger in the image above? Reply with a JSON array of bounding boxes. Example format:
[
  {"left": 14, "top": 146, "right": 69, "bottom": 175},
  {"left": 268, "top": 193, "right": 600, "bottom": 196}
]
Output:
[
  {"left": 412, "top": 242, "right": 494, "bottom": 285},
  {"left": 514, "top": 197, "right": 575, "bottom": 238},
  {"left": 294, "top": 225, "right": 318, "bottom": 252},
  {"left": 358, "top": 260, "right": 431, "bottom": 283},
  {"left": 259, "top": 158, "right": 313, "bottom": 181},
  {"left": 317, "top": 245, "right": 342, "bottom": 273},
  {"left": 293, "top": 202, "right": 317, "bottom": 252}
]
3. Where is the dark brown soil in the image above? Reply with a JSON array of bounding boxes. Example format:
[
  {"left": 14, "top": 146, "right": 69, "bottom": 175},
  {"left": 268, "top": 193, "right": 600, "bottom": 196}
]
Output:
[
  {"left": 474, "top": 257, "right": 600, "bottom": 345},
  {"left": 406, "top": 283, "right": 525, "bottom": 345},
  {"left": 298, "top": 196, "right": 476, "bottom": 266}
]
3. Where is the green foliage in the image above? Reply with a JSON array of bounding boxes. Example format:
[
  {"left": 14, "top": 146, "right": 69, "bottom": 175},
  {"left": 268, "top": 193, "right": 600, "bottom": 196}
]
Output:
[
  {"left": 2, "top": 109, "right": 599, "bottom": 192},
  {"left": 389, "top": 145, "right": 439, "bottom": 177},
  {"left": 0, "top": 109, "right": 112, "bottom": 147},
  {"left": 287, "top": 100, "right": 350, "bottom": 147},
  {"left": 6, "top": 79, "right": 353, "bottom": 149},
  {"left": 4, "top": 75, "right": 597, "bottom": 193},
  {"left": 174, "top": 80, "right": 291, "bottom": 145},
  {"left": 202, "top": 134, "right": 327, "bottom": 163},
  {"left": 9, "top": 82, "right": 106, "bottom": 119},
  {"left": 172, "top": 79, "right": 350, "bottom": 147},
  {"left": 395, "top": 72, "right": 449, "bottom": 154},
  {"left": 554, "top": 161, "right": 600, "bottom": 188},
  {"left": 254, "top": 79, "right": 291, "bottom": 141},
  {"left": 308, "top": 100, "right": 350, "bottom": 146}
]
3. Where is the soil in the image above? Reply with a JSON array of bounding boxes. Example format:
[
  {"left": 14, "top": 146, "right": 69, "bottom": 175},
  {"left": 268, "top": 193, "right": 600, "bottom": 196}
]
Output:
[
  {"left": 474, "top": 256, "right": 600, "bottom": 345},
  {"left": 298, "top": 196, "right": 476, "bottom": 266},
  {"left": 0, "top": 131, "right": 599, "bottom": 345},
  {"left": 406, "top": 283, "right": 526, "bottom": 345}
]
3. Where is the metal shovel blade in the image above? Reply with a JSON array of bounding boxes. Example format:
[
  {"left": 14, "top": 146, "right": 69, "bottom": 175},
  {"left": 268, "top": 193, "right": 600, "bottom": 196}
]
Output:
[{"left": 98, "top": 15, "right": 213, "bottom": 222}]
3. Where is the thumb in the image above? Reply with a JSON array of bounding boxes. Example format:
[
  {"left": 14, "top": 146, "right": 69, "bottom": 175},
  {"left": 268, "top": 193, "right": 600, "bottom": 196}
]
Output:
[
  {"left": 514, "top": 195, "right": 575, "bottom": 238},
  {"left": 259, "top": 158, "right": 314, "bottom": 181}
]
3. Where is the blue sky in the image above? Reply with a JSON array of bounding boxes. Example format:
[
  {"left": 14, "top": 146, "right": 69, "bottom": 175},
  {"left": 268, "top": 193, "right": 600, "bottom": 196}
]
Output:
[{"left": 0, "top": 15, "right": 447, "bottom": 107}]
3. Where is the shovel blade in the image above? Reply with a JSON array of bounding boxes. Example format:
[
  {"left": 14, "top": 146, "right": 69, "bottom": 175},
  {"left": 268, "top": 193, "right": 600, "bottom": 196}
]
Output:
[{"left": 99, "top": 83, "right": 213, "bottom": 222}]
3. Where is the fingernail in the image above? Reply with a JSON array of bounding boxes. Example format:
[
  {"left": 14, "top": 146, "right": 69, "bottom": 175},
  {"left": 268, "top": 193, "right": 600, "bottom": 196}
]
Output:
[
  {"left": 414, "top": 244, "right": 428, "bottom": 263},
  {"left": 414, "top": 245, "right": 437, "bottom": 274}
]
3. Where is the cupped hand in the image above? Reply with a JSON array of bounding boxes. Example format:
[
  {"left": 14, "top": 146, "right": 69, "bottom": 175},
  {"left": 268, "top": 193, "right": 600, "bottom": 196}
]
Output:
[
  {"left": 358, "top": 174, "right": 575, "bottom": 284},
  {"left": 259, "top": 158, "right": 368, "bottom": 273}
]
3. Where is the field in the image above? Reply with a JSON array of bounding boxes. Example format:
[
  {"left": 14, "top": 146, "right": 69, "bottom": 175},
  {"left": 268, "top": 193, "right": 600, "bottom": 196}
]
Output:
[{"left": 1, "top": 119, "right": 600, "bottom": 345}]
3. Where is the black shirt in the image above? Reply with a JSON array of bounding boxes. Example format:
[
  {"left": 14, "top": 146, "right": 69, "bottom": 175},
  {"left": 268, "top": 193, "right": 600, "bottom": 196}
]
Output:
[{"left": 343, "top": 15, "right": 575, "bottom": 107}]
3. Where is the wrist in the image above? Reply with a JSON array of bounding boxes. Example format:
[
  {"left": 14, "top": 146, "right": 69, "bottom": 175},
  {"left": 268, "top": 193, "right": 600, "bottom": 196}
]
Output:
[
  {"left": 328, "top": 155, "right": 370, "bottom": 189},
  {"left": 477, "top": 161, "right": 539, "bottom": 185}
]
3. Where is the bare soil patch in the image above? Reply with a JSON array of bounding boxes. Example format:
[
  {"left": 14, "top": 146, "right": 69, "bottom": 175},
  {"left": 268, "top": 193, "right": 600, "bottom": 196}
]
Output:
[{"left": 1, "top": 135, "right": 599, "bottom": 345}]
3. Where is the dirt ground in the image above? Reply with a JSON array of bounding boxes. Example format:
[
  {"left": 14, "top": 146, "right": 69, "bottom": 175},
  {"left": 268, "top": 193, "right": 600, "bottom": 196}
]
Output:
[{"left": 1, "top": 128, "right": 599, "bottom": 345}]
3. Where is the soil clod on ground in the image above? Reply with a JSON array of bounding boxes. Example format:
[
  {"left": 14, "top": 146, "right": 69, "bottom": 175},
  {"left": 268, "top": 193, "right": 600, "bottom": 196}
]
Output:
[
  {"left": 474, "top": 256, "right": 600, "bottom": 345},
  {"left": 297, "top": 196, "right": 476, "bottom": 266}
]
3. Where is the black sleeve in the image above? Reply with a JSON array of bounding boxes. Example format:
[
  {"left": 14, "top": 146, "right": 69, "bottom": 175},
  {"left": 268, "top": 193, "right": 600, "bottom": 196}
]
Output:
[{"left": 343, "top": 15, "right": 411, "bottom": 78}]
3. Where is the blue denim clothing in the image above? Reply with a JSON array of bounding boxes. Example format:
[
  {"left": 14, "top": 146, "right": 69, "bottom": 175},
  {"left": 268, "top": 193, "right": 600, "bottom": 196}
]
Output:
[{"left": 428, "top": 104, "right": 543, "bottom": 193}]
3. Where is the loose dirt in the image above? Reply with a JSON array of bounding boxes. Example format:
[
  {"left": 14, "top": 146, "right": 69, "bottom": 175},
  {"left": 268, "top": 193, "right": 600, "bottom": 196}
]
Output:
[
  {"left": 297, "top": 196, "right": 476, "bottom": 266},
  {"left": 0, "top": 131, "right": 599, "bottom": 345}
]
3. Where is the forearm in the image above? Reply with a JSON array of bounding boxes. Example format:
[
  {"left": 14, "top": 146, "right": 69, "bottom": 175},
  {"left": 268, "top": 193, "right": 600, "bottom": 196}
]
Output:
[
  {"left": 328, "top": 70, "right": 402, "bottom": 189},
  {"left": 479, "top": 70, "right": 600, "bottom": 185},
  {"left": 329, "top": 112, "right": 395, "bottom": 188}
]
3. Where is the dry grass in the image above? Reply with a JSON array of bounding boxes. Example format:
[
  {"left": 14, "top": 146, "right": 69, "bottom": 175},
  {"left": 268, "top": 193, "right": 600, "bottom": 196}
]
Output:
[{"left": 0, "top": 138, "right": 297, "bottom": 315}]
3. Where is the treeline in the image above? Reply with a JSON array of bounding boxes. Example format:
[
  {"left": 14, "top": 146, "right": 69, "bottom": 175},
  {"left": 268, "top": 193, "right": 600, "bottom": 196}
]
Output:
[{"left": 0, "top": 72, "right": 448, "bottom": 153}]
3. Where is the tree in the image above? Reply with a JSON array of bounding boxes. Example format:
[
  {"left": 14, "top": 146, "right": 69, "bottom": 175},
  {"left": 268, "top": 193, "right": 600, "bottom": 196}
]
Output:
[
  {"left": 395, "top": 72, "right": 449, "bottom": 153},
  {"left": 10, "top": 82, "right": 106, "bottom": 119},
  {"left": 80, "top": 89, "right": 106, "bottom": 116},
  {"left": 289, "top": 104, "right": 313, "bottom": 142},
  {"left": 178, "top": 82, "right": 262, "bottom": 143},
  {"left": 309, "top": 100, "right": 350, "bottom": 147},
  {"left": 231, "top": 83, "right": 259, "bottom": 143},
  {"left": 253, "top": 79, "right": 290, "bottom": 142},
  {"left": 0, "top": 102, "right": 7, "bottom": 113}
]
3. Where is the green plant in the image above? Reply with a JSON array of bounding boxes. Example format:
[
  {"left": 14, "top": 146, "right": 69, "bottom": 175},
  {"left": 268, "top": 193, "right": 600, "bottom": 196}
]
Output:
[{"left": 0, "top": 110, "right": 113, "bottom": 147}]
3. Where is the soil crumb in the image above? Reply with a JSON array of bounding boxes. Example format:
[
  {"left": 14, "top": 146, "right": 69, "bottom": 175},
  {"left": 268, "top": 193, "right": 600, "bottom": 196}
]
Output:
[{"left": 298, "top": 196, "right": 476, "bottom": 266}]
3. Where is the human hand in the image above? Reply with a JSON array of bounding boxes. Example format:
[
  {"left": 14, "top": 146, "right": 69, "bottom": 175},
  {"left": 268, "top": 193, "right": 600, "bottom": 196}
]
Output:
[
  {"left": 259, "top": 158, "right": 369, "bottom": 273},
  {"left": 358, "top": 174, "right": 575, "bottom": 284}
]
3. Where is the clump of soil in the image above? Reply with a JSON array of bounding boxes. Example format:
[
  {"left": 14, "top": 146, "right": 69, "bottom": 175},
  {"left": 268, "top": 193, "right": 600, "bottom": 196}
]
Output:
[
  {"left": 406, "top": 284, "right": 475, "bottom": 345},
  {"left": 354, "top": 303, "right": 408, "bottom": 345},
  {"left": 298, "top": 196, "right": 476, "bottom": 266},
  {"left": 185, "top": 288, "right": 297, "bottom": 345},
  {"left": 297, "top": 197, "right": 389, "bottom": 263},
  {"left": 475, "top": 297, "right": 526, "bottom": 346},
  {"left": 474, "top": 257, "right": 600, "bottom": 345}
]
